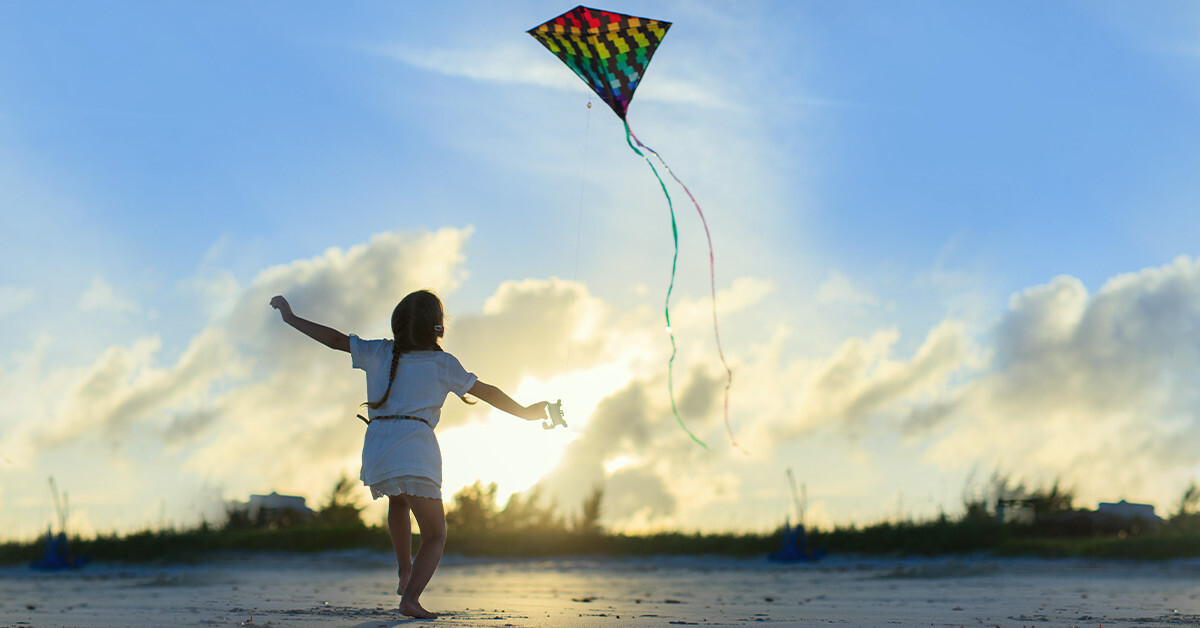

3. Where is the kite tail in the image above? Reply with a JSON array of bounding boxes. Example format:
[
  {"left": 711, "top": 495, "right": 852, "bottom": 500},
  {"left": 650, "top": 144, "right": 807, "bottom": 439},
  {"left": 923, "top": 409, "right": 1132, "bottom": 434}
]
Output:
[
  {"left": 627, "top": 124, "right": 740, "bottom": 453},
  {"left": 624, "top": 119, "right": 707, "bottom": 450}
]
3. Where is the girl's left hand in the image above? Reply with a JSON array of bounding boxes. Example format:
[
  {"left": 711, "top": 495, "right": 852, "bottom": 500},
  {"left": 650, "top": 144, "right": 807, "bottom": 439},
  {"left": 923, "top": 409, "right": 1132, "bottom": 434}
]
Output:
[{"left": 524, "top": 401, "right": 549, "bottom": 421}]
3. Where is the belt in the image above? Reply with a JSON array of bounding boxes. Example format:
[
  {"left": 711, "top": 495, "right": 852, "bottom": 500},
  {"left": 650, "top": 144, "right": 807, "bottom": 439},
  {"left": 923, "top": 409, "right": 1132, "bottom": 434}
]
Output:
[{"left": 356, "top": 414, "right": 431, "bottom": 427}]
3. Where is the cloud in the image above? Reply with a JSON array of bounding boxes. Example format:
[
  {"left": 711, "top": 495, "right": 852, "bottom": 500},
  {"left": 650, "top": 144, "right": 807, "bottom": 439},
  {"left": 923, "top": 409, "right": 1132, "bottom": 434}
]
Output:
[
  {"left": 30, "top": 328, "right": 246, "bottom": 452},
  {"left": 722, "top": 318, "right": 976, "bottom": 452},
  {"left": 532, "top": 356, "right": 736, "bottom": 530},
  {"left": 184, "top": 228, "right": 481, "bottom": 491},
  {"left": 78, "top": 277, "right": 140, "bottom": 315},
  {"left": 447, "top": 277, "right": 614, "bottom": 396},
  {"left": 726, "top": 256, "right": 1200, "bottom": 513},
  {"left": 14, "top": 223, "right": 1200, "bottom": 534},
  {"left": 10, "top": 229, "right": 474, "bottom": 495},
  {"left": 367, "top": 42, "right": 738, "bottom": 111},
  {"left": 815, "top": 270, "right": 879, "bottom": 308},
  {"left": 7, "top": 227, "right": 660, "bottom": 529},
  {"left": 919, "top": 256, "right": 1200, "bottom": 506},
  {"left": 693, "top": 256, "right": 1200, "bottom": 523},
  {"left": 606, "top": 465, "right": 676, "bottom": 521},
  {"left": 0, "top": 285, "right": 35, "bottom": 319}
]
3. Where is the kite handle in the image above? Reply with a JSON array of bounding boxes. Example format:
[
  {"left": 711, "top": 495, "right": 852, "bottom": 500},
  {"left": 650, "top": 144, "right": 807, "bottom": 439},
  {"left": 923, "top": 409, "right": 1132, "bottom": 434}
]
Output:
[{"left": 542, "top": 399, "right": 567, "bottom": 430}]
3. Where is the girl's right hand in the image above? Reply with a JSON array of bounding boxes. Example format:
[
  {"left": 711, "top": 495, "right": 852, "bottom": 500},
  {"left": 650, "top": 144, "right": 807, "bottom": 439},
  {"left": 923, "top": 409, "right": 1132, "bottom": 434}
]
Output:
[{"left": 270, "top": 295, "right": 293, "bottom": 318}]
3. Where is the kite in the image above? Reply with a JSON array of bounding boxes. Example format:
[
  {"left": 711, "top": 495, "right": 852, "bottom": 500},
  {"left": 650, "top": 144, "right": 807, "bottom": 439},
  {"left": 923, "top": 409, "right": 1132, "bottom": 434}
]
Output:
[{"left": 529, "top": 6, "right": 737, "bottom": 451}]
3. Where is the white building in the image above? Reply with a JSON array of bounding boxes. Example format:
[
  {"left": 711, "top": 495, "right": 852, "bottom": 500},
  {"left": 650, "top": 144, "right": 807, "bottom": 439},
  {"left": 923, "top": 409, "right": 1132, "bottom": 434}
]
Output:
[
  {"left": 1097, "top": 500, "right": 1162, "bottom": 524},
  {"left": 228, "top": 492, "right": 313, "bottom": 525}
]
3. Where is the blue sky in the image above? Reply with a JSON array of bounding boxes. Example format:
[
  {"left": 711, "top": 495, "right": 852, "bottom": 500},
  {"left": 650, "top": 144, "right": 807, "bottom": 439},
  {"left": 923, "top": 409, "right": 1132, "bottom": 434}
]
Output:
[{"left": 4, "top": 1, "right": 1200, "bottom": 537}]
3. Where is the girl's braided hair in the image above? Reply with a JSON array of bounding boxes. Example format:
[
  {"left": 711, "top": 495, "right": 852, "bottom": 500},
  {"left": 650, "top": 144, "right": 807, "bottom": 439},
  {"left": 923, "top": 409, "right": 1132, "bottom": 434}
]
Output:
[
  {"left": 363, "top": 290, "right": 473, "bottom": 412},
  {"left": 365, "top": 290, "right": 443, "bottom": 410}
]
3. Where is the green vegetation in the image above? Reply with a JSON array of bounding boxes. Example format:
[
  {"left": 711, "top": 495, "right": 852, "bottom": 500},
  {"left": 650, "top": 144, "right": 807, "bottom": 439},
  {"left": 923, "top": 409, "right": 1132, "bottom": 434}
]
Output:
[{"left": 8, "top": 475, "right": 1200, "bottom": 565}]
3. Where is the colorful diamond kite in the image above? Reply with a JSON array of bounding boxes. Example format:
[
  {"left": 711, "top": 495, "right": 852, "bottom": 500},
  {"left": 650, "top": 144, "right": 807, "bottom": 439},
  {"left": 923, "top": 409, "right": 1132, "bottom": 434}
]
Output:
[
  {"left": 527, "top": 5, "right": 671, "bottom": 119},
  {"left": 529, "top": 6, "right": 740, "bottom": 452}
]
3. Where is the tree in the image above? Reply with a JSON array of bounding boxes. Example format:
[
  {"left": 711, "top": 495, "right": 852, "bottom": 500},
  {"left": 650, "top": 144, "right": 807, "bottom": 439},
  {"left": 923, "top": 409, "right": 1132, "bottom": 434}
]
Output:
[
  {"left": 315, "top": 474, "right": 365, "bottom": 526},
  {"left": 494, "top": 486, "right": 561, "bottom": 533},
  {"left": 1173, "top": 480, "right": 1200, "bottom": 526},
  {"left": 1027, "top": 480, "right": 1075, "bottom": 517},
  {"left": 445, "top": 481, "right": 499, "bottom": 534},
  {"left": 574, "top": 485, "right": 604, "bottom": 535}
]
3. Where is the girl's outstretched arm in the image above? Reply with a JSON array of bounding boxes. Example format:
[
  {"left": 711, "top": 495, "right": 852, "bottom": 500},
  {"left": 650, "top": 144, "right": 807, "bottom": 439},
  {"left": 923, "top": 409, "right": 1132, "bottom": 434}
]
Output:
[
  {"left": 468, "top": 381, "right": 547, "bottom": 422},
  {"left": 270, "top": 295, "right": 351, "bottom": 353}
]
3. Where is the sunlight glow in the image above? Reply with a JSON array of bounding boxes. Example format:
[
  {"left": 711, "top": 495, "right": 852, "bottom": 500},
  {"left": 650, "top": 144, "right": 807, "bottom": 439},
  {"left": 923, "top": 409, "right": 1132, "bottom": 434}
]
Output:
[
  {"left": 604, "top": 455, "right": 639, "bottom": 474},
  {"left": 439, "top": 411, "right": 572, "bottom": 506},
  {"left": 439, "top": 363, "right": 634, "bottom": 505}
]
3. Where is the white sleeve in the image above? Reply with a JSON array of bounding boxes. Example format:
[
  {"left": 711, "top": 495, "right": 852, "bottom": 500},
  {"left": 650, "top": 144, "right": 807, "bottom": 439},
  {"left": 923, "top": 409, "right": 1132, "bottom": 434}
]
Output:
[
  {"left": 350, "top": 335, "right": 387, "bottom": 371},
  {"left": 442, "top": 354, "right": 478, "bottom": 397}
]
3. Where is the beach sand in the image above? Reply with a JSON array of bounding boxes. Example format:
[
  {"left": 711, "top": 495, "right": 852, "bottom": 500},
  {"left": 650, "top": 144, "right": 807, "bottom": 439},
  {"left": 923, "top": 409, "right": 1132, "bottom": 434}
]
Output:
[{"left": 3, "top": 552, "right": 1200, "bottom": 627}]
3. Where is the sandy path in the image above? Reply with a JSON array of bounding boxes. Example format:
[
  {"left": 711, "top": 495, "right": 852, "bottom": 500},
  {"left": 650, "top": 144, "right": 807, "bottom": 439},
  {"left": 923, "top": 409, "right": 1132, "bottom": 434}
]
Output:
[{"left": 3, "top": 552, "right": 1200, "bottom": 627}]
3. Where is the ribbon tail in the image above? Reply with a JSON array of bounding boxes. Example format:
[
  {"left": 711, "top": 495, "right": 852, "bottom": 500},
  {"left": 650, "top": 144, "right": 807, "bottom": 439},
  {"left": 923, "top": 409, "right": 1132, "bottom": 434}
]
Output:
[
  {"left": 627, "top": 125, "right": 740, "bottom": 453},
  {"left": 624, "top": 119, "right": 708, "bottom": 450}
]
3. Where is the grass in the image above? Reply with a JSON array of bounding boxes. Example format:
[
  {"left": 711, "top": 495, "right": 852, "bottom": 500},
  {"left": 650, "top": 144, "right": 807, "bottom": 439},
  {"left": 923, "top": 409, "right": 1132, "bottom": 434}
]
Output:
[
  {"left": 10, "top": 518, "right": 1200, "bottom": 566},
  {"left": 9, "top": 476, "right": 1200, "bottom": 565},
  {"left": 2, "top": 522, "right": 392, "bottom": 565}
]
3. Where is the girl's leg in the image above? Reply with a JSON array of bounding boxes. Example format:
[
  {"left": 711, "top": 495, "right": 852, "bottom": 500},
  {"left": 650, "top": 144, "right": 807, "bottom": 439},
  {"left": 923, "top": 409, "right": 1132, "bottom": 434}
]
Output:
[
  {"left": 386, "top": 495, "right": 413, "bottom": 595},
  {"left": 399, "top": 495, "right": 446, "bottom": 619}
]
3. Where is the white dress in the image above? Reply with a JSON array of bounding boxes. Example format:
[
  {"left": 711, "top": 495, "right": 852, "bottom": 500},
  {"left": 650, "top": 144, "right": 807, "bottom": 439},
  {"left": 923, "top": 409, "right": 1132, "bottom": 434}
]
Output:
[{"left": 349, "top": 335, "right": 478, "bottom": 500}]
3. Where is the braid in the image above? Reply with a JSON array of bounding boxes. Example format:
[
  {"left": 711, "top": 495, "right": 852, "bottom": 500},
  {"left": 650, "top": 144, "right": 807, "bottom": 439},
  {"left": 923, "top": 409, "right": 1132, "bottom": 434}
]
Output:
[
  {"left": 360, "top": 289, "right": 445, "bottom": 413},
  {"left": 366, "top": 342, "right": 402, "bottom": 410}
]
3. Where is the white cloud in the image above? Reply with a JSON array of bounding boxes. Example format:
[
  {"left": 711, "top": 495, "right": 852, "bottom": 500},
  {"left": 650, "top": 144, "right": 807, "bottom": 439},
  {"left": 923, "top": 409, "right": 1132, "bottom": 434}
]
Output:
[
  {"left": 4, "top": 229, "right": 477, "bottom": 534},
  {"left": 918, "top": 256, "right": 1200, "bottom": 508},
  {"left": 815, "top": 270, "right": 879, "bottom": 308},
  {"left": 5, "top": 227, "right": 668, "bottom": 534},
  {"left": 693, "top": 255, "right": 1200, "bottom": 526},
  {"left": 367, "top": 42, "right": 738, "bottom": 111},
  {"left": 12, "top": 224, "right": 1200, "bottom": 536},
  {"left": 78, "top": 277, "right": 140, "bottom": 315},
  {"left": 0, "top": 285, "right": 35, "bottom": 319}
]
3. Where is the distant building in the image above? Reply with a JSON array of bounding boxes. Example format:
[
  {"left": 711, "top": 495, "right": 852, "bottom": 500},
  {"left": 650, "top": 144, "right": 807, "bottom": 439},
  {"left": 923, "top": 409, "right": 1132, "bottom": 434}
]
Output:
[
  {"left": 995, "top": 499, "right": 1036, "bottom": 525},
  {"left": 1097, "top": 500, "right": 1162, "bottom": 525},
  {"left": 228, "top": 492, "right": 313, "bottom": 527},
  {"left": 1030, "top": 499, "right": 1163, "bottom": 536}
]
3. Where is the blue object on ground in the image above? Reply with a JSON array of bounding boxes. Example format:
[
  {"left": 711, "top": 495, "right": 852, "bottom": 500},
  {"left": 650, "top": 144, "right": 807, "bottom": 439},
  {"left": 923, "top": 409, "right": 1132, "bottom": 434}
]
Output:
[
  {"left": 29, "top": 530, "right": 88, "bottom": 571},
  {"left": 768, "top": 518, "right": 826, "bottom": 563}
]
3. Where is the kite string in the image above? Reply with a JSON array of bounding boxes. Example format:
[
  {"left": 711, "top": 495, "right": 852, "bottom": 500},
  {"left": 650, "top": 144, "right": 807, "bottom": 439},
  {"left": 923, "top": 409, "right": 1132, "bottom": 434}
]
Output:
[
  {"left": 566, "top": 100, "right": 594, "bottom": 372},
  {"left": 623, "top": 118, "right": 707, "bottom": 450},
  {"left": 626, "top": 125, "right": 740, "bottom": 453}
]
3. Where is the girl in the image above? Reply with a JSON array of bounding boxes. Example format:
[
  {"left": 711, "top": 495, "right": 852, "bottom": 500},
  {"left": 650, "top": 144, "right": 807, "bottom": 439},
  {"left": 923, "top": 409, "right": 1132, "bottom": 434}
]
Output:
[{"left": 270, "top": 290, "right": 548, "bottom": 619}]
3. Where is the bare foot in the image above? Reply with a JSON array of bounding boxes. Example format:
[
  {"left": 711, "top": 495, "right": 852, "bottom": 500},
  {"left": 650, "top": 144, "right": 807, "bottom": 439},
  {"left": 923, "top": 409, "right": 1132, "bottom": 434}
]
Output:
[{"left": 399, "top": 599, "right": 437, "bottom": 619}]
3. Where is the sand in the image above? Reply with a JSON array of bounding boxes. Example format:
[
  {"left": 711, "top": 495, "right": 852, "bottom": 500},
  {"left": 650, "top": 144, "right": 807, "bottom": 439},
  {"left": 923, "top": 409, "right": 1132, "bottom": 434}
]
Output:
[{"left": 3, "top": 552, "right": 1200, "bottom": 627}]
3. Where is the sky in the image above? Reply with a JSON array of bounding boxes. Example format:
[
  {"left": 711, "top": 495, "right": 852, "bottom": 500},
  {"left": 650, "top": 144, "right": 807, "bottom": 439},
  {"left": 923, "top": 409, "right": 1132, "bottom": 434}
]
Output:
[{"left": 4, "top": 1, "right": 1200, "bottom": 539}]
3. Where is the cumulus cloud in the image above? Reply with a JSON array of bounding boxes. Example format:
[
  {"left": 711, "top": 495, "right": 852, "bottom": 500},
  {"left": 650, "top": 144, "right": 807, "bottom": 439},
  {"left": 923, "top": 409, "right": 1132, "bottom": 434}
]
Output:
[
  {"left": 723, "top": 318, "right": 977, "bottom": 452},
  {"left": 180, "top": 228, "right": 485, "bottom": 491},
  {"left": 707, "top": 256, "right": 1200, "bottom": 522},
  {"left": 31, "top": 329, "right": 245, "bottom": 452},
  {"left": 446, "top": 277, "right": 614, "bottom": 397},
  {"left": 920, "top": 257, "right": 1200, "bottom": 506},
  {"left": 6, "top": 228, "right": 653, "bottom": 523},
  {"left": 532, "top": 358, "right": 737, "bottom": 530},
  {"left": 7, "top": 230, "right": 475, "bottom": 498},
  {"left": 12, "top": 226, "right": 1200, "bottom": 534}
]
